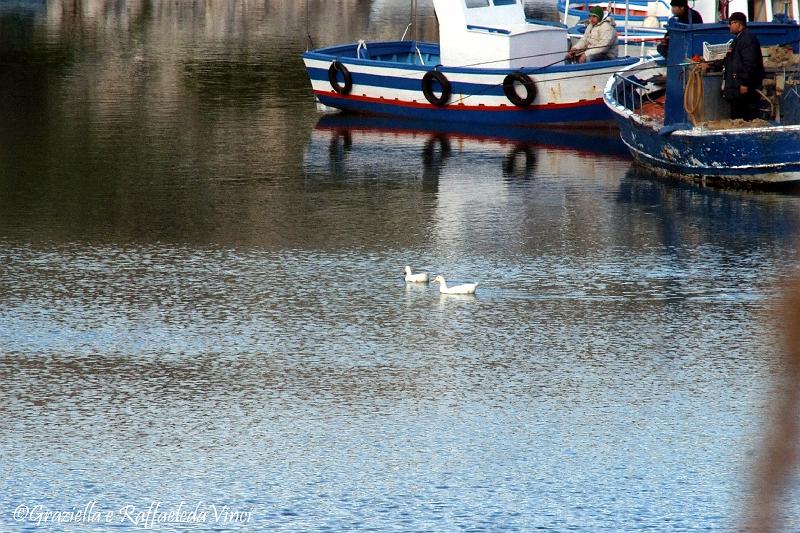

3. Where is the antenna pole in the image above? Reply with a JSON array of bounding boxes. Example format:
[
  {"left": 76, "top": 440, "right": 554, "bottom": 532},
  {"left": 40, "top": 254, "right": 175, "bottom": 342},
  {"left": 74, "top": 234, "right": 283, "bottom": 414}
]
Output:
[
  {"left": 306, "top": 0, "right": 313, "bottom": 51},
  {"left": 413, "top": 0, "right": 418, "bottom": 44}
]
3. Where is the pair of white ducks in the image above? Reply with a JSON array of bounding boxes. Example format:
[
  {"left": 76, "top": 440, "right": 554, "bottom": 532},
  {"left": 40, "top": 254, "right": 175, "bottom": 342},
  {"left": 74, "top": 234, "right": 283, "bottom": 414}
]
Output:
[{"left": 404, "top": 266, "right": 478, "bottom": 295}]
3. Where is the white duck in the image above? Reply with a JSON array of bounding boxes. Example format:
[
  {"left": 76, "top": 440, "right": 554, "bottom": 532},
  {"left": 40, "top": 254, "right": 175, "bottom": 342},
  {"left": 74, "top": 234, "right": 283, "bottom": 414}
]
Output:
[
  {"left": 404, "top": 266, "right": 429, "bottom": 283},
  {"left": 432, "top": 275, "right": 478, "bottom": 295}
]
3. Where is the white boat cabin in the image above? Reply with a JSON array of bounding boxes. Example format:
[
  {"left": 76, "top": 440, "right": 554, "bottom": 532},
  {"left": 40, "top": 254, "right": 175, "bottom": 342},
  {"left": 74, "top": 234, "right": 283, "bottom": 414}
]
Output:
[{"left": 432, "top": 0, "right": 568, "bottom": 69}]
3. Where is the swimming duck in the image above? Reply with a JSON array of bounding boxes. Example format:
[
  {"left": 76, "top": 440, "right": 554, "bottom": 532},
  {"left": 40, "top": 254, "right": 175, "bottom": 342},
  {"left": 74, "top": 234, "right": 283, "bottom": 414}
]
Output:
[
  {"left": 432, "top": 275, "right": 478, "bottom": 295},
  {"left": 404, "top": 266, "right": 429, "bottom": 283}
]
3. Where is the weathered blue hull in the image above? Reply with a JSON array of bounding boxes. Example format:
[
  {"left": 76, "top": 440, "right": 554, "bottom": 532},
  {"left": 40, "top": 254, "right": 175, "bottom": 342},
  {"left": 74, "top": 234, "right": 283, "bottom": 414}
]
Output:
[
  {"left": 617, "top": 119, "right": 800, "bottom": 185},
  {"left": 604, "top": 21, "right": 800, "bottom": 187}
]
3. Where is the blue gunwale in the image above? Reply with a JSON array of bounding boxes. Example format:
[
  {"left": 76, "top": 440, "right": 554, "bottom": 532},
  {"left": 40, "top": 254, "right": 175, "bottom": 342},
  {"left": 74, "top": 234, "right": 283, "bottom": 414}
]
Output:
[{"left": 303, "top": 41, "right": 638, "bottom": 75}]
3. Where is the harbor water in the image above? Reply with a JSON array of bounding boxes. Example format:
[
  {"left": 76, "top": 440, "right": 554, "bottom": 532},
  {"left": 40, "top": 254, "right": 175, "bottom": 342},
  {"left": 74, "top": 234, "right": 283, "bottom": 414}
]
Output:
[{"left": 1, "top": 1, "right": 799, "bottom": 531}]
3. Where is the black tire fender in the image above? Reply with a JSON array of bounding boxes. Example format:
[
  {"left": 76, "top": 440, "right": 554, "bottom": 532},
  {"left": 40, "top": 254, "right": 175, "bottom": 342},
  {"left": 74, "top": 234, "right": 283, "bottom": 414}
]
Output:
[
  {"left": 502, "top": 72, "right": 537, "bottom": 107},
  {"left": 328, "top": 60, "right": 353, "bottom": 95},
  {"left": 421, "top": 70, "right": 452, "bottom": 107}
]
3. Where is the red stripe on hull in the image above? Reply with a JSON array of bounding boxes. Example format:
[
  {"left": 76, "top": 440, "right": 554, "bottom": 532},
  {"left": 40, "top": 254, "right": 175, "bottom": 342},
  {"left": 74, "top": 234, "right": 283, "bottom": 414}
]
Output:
[{"left": 312, "top": 90, "right": 603, "bottom": 111}]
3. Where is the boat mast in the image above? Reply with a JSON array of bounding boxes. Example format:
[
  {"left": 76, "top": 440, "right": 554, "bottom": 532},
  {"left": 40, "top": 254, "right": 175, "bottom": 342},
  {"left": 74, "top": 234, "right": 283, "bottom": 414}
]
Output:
[
  {"left": 624, "top": 0, "right": 630, "bottom": 56},
  {"left": 411, "top": 0, "right": 424, "bottom": 64},
  {"left": 413, "top": 0, "right": 418, "bottom": 44},
  {"left": 401, "top": 0, "right": 417, "bottom": 41},
  {"left": 305, "top": 0, "right": 313, "bottom": 51}
]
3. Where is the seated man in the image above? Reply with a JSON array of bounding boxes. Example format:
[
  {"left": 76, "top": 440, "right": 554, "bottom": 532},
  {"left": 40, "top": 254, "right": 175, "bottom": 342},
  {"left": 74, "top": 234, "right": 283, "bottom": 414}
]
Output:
[
  {"left": 657, "top": 0, "right": 704, "bottom": 58},
  {"left": 566, "top": 6, "right": 618, "bottom": 63}
]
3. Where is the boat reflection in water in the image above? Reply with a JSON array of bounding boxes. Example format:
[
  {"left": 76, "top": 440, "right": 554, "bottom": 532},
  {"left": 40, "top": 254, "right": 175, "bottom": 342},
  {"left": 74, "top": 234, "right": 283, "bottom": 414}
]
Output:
[
  {"left": 303, "top": 114, "right": 636, "bottom": 253},
  {"left": 620, "top": 164, "right": 800, "bottom": 246},
  {"left": 0, "top": 0, "right": 45, "bottom": 13},
  {"left": 304, "top": 114, "right": 631, "bottom": 187}
]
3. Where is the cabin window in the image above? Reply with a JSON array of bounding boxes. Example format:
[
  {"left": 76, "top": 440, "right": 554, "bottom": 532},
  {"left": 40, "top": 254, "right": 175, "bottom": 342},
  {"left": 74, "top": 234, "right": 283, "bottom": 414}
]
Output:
[
  {"left": 492, "top": 0, "right": 517, "bottom": 5},
  {"left": 465, "top": 0, "right": 490, "bottom": 7}
]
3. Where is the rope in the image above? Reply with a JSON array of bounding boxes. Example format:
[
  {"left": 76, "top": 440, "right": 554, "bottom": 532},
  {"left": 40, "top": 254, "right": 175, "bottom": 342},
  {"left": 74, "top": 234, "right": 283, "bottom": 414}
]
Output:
[
  {"left": 683, "top": 64, "right": 703, "bottom": 125},
  {"left": 400, "top": 23, "right": 412, "bottom": 41},
  {"left": 328, "top": 42, "right": 648, "bottom": 83},
  {"left": 456, "top": 42, "right": 658, "bottom": 70},
  {"left": 756, "top": 88, "right": 774, "bottom": 118},
  {"left": 402, "top": 30, "right": 800, "bottom": 77},
  {"left": 451, "top": 54, "right": 580, "bottom": 104},
  {"left": 356, "top": 39, "right": 368, "bottom": 59},
  {"left": 305, "top": 0, "right": 314, "bottom": 51},
  {"left": 412, "top": 0, "right": 418, "bottom": 45},
  {"left": 452, "top": 56, "right": 672, "bottom": 104},
  {"left": 416, "top": 46, "right": 425, "bottom": 66}
]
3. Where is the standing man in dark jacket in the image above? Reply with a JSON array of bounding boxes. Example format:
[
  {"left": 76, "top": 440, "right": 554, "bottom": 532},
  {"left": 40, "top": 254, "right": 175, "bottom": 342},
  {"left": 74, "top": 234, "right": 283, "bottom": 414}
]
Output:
[
  {"left": 723, "top": 12, "right": 765, "bottom": 120},
  {"left": 671, "top": 0, "right": 703, "bottom": 24},
  {"left": 656, "top": 0, "right": 703, "bottom": 58}
]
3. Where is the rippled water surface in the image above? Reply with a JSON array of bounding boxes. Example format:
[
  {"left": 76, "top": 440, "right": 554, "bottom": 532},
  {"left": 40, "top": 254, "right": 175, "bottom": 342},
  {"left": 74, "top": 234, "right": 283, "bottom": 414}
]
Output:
[{"left": 2, "top": 1, "right": 800, "bottom": 531}]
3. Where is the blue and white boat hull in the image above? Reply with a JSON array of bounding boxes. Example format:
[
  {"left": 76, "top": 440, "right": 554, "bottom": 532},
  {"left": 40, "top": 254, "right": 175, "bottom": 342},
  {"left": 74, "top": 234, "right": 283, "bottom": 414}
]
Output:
[{"left": 303, "top": 41, "right": 639, "bottom": 126}]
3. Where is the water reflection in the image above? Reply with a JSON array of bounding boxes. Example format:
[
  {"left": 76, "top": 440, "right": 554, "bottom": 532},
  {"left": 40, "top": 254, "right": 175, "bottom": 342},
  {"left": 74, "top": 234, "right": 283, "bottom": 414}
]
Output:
[
  {"left": 0, "top": 0, "right": 44, "bottom": 14},
  {"left": 0, "top": 0, "right": 328, "bottom": 247},
  {"left": 2, "top": 1, "right": 800, "bottom": 531},
  {"left": 620, "top": 164, "right": 800, "bottom": 247},
  {"left": 305, "top": 114, "right": 630, "bottom": 186}
]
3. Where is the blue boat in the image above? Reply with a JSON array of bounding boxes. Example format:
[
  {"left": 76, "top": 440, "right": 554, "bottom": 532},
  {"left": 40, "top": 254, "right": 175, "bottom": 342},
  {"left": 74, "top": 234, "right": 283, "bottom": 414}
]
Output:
[
  {"left": 302, "top": 0, "right": 639, "bottom": 126},
  {"left": 604, "top": 19, "right": 800, "bottom": 186}
]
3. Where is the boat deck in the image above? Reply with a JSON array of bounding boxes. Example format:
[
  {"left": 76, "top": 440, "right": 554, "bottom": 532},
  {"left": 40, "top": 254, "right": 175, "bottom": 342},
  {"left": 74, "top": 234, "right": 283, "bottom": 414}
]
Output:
[
  {"left": 640, "top": 94, "right": 665, "bottom": 123},
  {"left": 371, "top": 51, "right": 441, "bottom": 64}
]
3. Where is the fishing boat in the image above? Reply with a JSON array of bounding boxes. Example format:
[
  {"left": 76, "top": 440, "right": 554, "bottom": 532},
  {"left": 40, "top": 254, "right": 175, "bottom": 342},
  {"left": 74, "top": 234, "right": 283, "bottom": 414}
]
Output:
[
  {"left": 604, "top": 18, "right": 800, "bottom": 186},
  {"left": 302, "top": 0, "right": 640, "bottom": 126}
]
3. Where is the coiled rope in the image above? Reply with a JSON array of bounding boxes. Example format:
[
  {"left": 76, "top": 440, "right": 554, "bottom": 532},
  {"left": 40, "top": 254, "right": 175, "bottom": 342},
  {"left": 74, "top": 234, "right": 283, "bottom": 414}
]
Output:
[{"left": 683, "top": 64, "right": 703, "bottom": 125}]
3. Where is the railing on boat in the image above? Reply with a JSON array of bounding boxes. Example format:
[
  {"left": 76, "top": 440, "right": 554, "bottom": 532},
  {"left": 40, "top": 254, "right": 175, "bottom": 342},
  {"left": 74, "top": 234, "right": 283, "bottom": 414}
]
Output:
[{"left": 612, "top": 73, "right": 650, "bottom": 111}]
